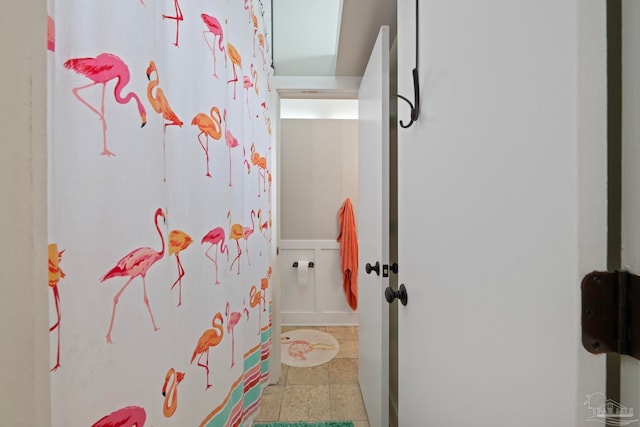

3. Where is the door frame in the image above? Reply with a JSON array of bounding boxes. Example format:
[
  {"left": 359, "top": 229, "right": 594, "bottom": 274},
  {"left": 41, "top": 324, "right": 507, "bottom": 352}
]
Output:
[{"left": 269, "top": 75, "right": 361, "bottom": 383}]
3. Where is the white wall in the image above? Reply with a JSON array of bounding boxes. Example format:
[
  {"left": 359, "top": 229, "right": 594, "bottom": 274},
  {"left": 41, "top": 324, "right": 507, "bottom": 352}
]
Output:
[
  {"left": 281, "top": 118, "right": 358, "bottom": 239},
  {"left": 280, "top": 118, "right": 358, "bottom": 325},
  {"left": 0, "top": 0, "right": 50, "bottom": 425}
]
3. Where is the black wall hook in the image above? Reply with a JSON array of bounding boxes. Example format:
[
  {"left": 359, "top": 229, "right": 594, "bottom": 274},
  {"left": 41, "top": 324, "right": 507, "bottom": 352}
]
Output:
[
  {"left": 395, "top": 0, "right": 420, "bottom": 129},
  {"left": 396, "top": 68, "right": 420, "bottom": 128}
]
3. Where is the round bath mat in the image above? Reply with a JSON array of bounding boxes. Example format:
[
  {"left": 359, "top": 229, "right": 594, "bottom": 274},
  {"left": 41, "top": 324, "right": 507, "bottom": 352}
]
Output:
[{"left": 281, "top": 329, "right": 339, "bottom": 368}]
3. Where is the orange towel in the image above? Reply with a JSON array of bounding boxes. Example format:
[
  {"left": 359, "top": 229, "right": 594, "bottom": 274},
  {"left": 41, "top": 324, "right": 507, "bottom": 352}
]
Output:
[{"left": 337, "top": 198, "right": 358, "bottom": 311}]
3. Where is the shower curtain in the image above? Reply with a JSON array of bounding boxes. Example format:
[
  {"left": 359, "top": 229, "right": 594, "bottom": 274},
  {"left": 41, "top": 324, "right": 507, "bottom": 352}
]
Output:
[{"left": 46, "top": 1, "right": 273, "bottom": 425}]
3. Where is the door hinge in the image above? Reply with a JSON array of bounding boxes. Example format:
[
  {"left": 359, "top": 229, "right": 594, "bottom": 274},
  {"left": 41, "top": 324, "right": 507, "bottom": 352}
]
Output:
[{"left": 581, "top": 270, "right": 640, "bottom": 359}]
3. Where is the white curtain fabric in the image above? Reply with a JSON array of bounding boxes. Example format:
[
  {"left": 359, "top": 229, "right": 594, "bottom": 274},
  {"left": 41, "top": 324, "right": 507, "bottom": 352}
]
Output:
[{"left": 47, "top": 1, "right": 273, "bottom": 425}]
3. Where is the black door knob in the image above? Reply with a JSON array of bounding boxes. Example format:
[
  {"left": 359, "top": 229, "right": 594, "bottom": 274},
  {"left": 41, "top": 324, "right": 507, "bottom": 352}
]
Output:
[
  {"left": 365, "top": 261, "right": 380, "bottom": 276},
  {"left": 385, "top": 284, "right": 408, "bottom": 306},
  {"left": 390, "top": 263, "right": 399, "bottom": 274}
]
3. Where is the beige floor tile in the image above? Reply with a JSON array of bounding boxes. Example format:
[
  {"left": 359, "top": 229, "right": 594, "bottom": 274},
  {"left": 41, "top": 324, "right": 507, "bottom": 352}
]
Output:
[
  {"left": 328, "top": 358, "right": 359, "bottom": 384},
  {"left": 254, "top": 385, "right": 284, "bottom": 422},
  {"left": 330, "top": 384, "right": 368, "bottom": 421},
  {"left": 286, "top": 363, "right": 329, "bottom": 385},
  {"left": 335, "top": 339, "right": 358, "bottom": 358},
  {"left": 326, "top": 326, "right": 357, "bottom": 341},
  {"left": 280, "top": 384, "right": 331, "bottom": 421},
  {"left": 352, "top": 421, "right": 370, "bottom": 427},
  {"left": 277, "top": 363, "right": 289, "bottom": 385}
]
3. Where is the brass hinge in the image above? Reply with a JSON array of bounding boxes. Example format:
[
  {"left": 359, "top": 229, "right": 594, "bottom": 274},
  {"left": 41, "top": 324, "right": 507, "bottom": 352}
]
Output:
[{"left": 581, "top": 270, "right": 640, "bottom": 359}]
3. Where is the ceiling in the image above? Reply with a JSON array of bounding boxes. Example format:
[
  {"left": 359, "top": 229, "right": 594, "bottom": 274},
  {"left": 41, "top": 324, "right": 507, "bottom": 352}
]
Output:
[{"left": 271, "top": 0, "right": 397, "bottom": 77}]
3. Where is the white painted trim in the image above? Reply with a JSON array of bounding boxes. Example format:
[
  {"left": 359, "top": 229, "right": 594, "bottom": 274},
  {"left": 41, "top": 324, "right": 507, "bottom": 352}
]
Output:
[
  {"left": 280, "top": 240, "right": 340, "bottom": 250},
  {"left": 282, "top": 312, "right": 357, "bottom": 326},
  {"left": 272, "top": 77, "right": 363, "bottom": 385},
  {"left": 269, "top": 84, "right": 281, "bottom": 386},
  {"left": 273, "top": 76, "right": 360, "bottom": 99}
]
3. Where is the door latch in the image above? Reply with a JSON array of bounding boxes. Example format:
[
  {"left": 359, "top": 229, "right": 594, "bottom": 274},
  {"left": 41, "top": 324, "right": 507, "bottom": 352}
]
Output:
[{"left": 581, "top": 270, "right": 640, "bottom": 360}]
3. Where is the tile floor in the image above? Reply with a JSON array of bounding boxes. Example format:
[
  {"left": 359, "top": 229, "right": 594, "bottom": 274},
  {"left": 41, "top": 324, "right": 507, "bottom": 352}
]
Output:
[{"left": 254, "top": 326, "right": 369, "bottom": 427}]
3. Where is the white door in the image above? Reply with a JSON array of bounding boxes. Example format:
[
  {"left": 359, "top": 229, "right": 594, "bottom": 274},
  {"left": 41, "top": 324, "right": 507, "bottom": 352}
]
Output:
[
  {"left": 396, "top": 1, "right": 608, "bottom": 425},
  {"left": 358, "top": 26, "right": 390, "bottom": 427}
]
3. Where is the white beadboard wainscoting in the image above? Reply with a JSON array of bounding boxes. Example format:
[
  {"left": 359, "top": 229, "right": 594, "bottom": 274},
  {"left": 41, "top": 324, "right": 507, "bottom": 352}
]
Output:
[{"left": 280, "top": 240, "right": 357, "bottom": 326}]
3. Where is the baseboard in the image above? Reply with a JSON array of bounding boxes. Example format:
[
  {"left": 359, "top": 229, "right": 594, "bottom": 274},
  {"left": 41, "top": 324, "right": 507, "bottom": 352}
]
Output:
[{"left": 281, "top": 311, "right": 358, "bottom": 326}]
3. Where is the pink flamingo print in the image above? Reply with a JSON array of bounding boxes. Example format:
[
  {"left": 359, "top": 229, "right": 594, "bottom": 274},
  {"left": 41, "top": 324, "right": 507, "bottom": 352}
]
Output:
[
  {"left": 226, "top": 43, "right": 242, "bottom": 100},
  {"left": 225, "top": 302, "right": 242, "bottom": 368},
  {"left": 228, "top": 210, "right": 244, "bottom": 275},
  {"left": 47, "top": 15, "right": 55, "bottom": 52},
  {"left": 191, "top": 107, "right": 222, "bottom": 177},
  {"left": 244, "top": 0, "right": 250, "bottom": 15},
  {"left": 191, "top": 312, "right": 224, "bottom": 390},
  {"left": 243, "top": 146, "right": 251, "bottom": 174},
  {"left": 243, "top": 300, "right": 250, "bottom": 320},
  {"left": 258, "top": 208, "right": 270, "bottom": 243},
  {"left": 223, "top": 109, "right": 241, "bottom": 187},
  {"left": 201, "top": 226, "right": 228, "bottom": 285},
  {"left": 169, "top": 229, "right": 192, "bottom": 307},
  {"left": 100, "top": 208, "right": 165, "bottom": 343},
  {"left": 163, "top": 0, "right": 184, "bottom": 47},
  {"left": 92, "top": 406, "right": 147, "bottom": 427},
  {"left": 281, "top": 336, "right": 336, "bottom": 361},
  {"left": 48, "top": 244, "right": 65, "bottom": 371},
  {"left": 243, "top": 64, "right": 258, "bottom": 117},
  {"left": 146, "top": 60, "right": 183, "bottom": 182},
  {"left": 201, "top": 14, "right": 226, "bottom": 78},
  {"left": 64, "top": 53, "right": 147, "bottom": 157},
  {"left": 242, "top": 210, "right": 256, "bottom": 266},
  {"left": 162, "top": 368, "right": 185, "bottom": 418}
]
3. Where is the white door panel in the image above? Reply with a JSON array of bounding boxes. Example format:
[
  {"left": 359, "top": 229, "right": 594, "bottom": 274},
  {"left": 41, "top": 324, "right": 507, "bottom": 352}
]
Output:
[
  {"left": 358, "top": 26, "right": 390, "bottom": 427},
  {"left": 396, "top": 1, "right": 607, "bottom": 425}
]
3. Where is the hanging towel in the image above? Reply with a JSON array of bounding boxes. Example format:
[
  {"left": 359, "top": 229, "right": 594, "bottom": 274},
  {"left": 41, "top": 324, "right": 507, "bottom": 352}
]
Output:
[{"left": 337, "top": 198, "right": 358, "bottom": 311}]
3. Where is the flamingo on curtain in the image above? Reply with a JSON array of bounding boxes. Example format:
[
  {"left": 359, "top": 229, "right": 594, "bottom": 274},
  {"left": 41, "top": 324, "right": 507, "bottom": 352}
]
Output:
[
  {"left": 226, "top": 43, "right": 242, "bottom": 100},
  {"left": 228, "top": 210, "right": 243, "bottom": 275},
  {"left": 242, "top": 210, "right": 256, "bottom": 266},
  {"left": 225, "top": 302, "right": 242, "bottom": 368},
  {"left": 191, "top": 106, "right": 223, "bottom": 178},
  {"left": 64, "top": 53, "right": 147, "bottom": 157},
  {"left": 48, "top": 244, "right": 65, "bottom": 371},
  {"left": 201, "top": 14, "right": 226, "bottom": 78},
  {"left": 191, "top": 312, "right": 224, "bottom": 390},
  {"left": 100, "top": 208, "right": 165, "bottom": 343},
  {"left": 162, "top": 0, "right": 183, "bottom": 47},
  {"left": 146, "top": 60, "right": 183, "bottom": 182},
  {"left": 92, "top": 406, "right": 147, "bottom": 427},
  {"left": 168, "top": 229, "right": 192, "bottom": 307},
  {"left": 223, "top": 109, "right": 240, "bottom": 187},
  {"left": 162, "top": 368, "right": 185, "bottom": 417},
  {"left": 201, "top": 225, "right": 229, "bottom": 285}
]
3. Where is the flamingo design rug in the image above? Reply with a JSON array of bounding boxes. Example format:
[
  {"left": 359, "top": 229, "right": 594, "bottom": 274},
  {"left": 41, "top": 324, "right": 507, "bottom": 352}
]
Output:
[{"left": 280, "top": 329, "right": 339, "bottom": 368}]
